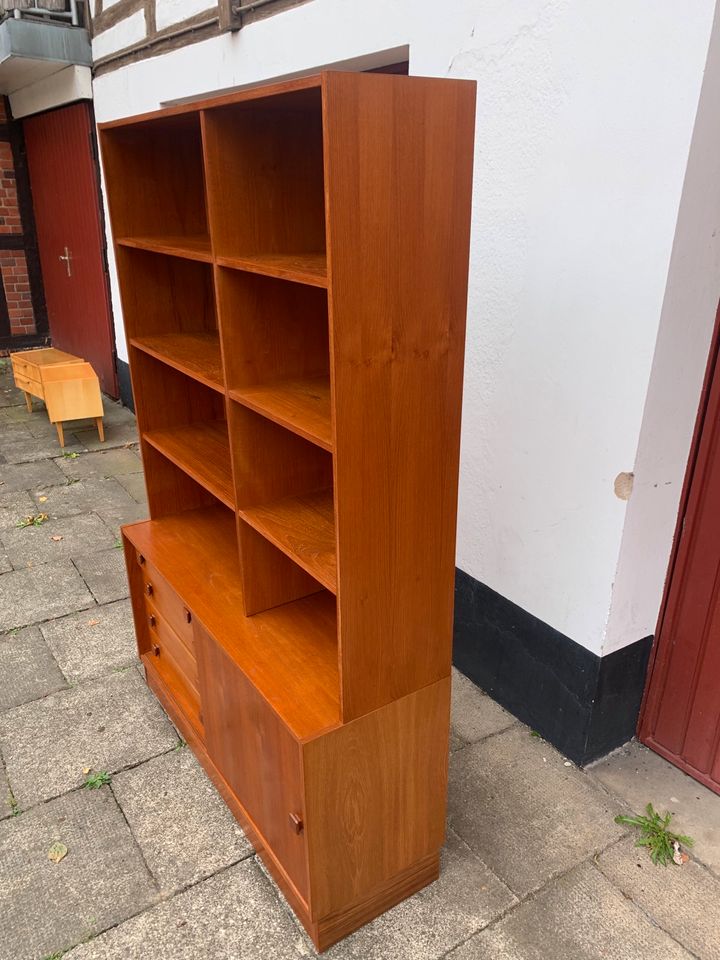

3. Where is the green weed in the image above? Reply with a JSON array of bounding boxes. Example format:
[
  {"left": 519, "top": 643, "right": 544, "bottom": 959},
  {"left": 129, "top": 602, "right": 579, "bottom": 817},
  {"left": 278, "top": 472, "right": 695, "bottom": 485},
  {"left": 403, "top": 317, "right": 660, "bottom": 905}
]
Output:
[{"left": 615, "top": 803, "right": 693, "bottom": 866}]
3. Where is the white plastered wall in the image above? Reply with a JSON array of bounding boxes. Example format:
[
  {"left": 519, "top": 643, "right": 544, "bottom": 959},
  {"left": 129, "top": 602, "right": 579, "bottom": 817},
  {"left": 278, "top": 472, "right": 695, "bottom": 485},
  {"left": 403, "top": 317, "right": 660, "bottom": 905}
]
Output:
[{"left": 93, "top": 0, "right": 719, "bottom": 657}]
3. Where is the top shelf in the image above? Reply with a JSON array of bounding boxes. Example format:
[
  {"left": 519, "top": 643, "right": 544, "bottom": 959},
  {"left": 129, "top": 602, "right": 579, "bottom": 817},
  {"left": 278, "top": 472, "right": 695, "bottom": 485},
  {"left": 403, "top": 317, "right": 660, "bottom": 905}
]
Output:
[{"left": 117, "top": 235, "right": 213, "bottom": 263}]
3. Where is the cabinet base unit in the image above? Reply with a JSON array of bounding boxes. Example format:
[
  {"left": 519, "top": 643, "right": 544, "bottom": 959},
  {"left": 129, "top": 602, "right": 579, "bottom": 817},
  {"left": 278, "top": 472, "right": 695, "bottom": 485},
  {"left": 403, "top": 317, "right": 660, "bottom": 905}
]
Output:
[{"left": 103, "top": 70, "right": 475, "bottom": 948}]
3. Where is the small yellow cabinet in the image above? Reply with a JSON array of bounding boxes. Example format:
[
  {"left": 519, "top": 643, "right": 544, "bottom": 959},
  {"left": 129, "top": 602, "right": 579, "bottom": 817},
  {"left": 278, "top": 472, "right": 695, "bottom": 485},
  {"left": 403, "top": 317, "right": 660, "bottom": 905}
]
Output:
[{"left": 10, "top": 348, "right": 104, "bottom": 447}]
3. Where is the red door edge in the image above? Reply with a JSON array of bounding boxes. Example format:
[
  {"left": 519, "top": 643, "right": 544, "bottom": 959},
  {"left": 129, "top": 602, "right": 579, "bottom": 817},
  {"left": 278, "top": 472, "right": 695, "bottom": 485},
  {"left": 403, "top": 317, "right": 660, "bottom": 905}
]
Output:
[{"left": 637, "top": 300, "right": 720, "bottom": 743}]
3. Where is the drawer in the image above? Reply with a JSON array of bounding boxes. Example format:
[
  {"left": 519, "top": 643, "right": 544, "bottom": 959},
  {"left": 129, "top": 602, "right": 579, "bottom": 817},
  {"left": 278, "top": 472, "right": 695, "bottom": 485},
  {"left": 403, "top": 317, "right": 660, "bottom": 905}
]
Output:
[
  {"left": 145, "top": 598, "right": 199, "bottom": 693},
  {"left": 144, "top": 605, "right": 203, "bottom": 738},
  {"left": 133, "top": 549, "right": 194, "bottom": 650},
  {"left": 13, "top": 372, "right": 43, "bottom": 398},
  {"left": 11, "top": 355, "right": 33, "bottom": 376}
]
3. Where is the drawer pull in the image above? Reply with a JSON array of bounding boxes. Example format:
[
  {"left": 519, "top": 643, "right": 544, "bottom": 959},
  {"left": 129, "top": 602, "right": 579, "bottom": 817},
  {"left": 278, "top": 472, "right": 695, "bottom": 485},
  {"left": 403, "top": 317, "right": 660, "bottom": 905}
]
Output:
[
  {"left": 289, "top": 813, "right": 304, "bottom": 835},
  {"left": 183, "top": 606, "right": 192, "bottom": 624},
  {"left": 136, "top": 552, "right": 145, "bottom": 566},
  {"left": 152, "top": 642, "right": 160, "bottom": 657},
  {"left": 148, "top": 614, "right": 156, "bottom": 629},
  {"left": 146, "top": 582, "right": 154, "bottom": 597}
]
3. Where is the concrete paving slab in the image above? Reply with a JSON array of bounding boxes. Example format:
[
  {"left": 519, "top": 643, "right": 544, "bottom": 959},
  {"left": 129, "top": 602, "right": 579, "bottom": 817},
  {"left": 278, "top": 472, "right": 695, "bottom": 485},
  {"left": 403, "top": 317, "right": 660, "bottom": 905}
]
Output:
[
  {"left": 112, "top": 747, "right": 252, "bottom": 894},
  {"left": 65, "top": 859, "right": 304, "bottom": 960},
  {"left": 95, "top": 499, "right": 148, "bottom": 530},
  {"left": 2, "top": 432, "right": 85, "bottom": 464},
  {"left": 446, "top": 861, "right": 693, "bottom": 960},
  {"left": 598, "top": 838, "right": 720, "bottom": 960},
  {"left": 24, "top": 414, "right": 61, "bottom": 438},
  {"left": 0, "top": 420, "right": 32, "bottom": 443},
  {"left": 41, "top": 599, "right": 137, "bottom": 683},
  {"left": 73, "top": 548, "right": 129, "bottom": 604},
  {"left": 451, "top": 668, "right": 517, "bottom": 744},
  {"left": 0, "top": 457, "right": 66, "bottom": 492},
  {"left": 0, "top": 559, "right": 93, "bottom": 630},
  {"left": 115, "top": 471, "right": 148, "bottom": 504},
  {"left": 98, "top": 507, "right": 150, "bottom": 540},
  {"left": 0, "top": 626, "right": 67, "bottom": 711},
  {"left": 0, "top": 668, "right": 178, "bottom": 807},
  {"left": 30, "top": 475, "right": 139, "bottom": 520},
  {"left": 0, "top": 512, "right": 118, "bottom": 567},
  {"left": 0, "top": 787, "right": 157, "bottom": 960},
  {"left": 72, "top": 422, "right": 139, "bottom": 451},
  {"left": 0, "top": 489, "right": 35, "bottom": 530},
  {"left": 447, "top": 724, "right": 626, "bottom": 897},
  {"left": 589, "top": 740, "right": 720, "bottom": 875},
  {"left": 0, "top": 403, "right": 32, "bottom": 422},
  {"left": 0, "top": 754, "right": 11, "bottom": 819},
  {"left": 0, "top": 381, "right": 23, "bottom": 408},
  {"left": 98, "top": 400, "right": 137, "bottom": 427},
  {"left": 56, "top": 447, "right": 144, "bottom": 480},
  {"left": 323, "top": 829, "right": 516, "bottom": 960}
]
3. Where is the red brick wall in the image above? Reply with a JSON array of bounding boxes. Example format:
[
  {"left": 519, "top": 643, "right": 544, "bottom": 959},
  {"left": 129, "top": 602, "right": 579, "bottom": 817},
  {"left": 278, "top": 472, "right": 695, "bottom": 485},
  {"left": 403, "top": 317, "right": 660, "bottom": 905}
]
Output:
[{"left": 0, "top": 98, "right": 36, "bottom": 336}]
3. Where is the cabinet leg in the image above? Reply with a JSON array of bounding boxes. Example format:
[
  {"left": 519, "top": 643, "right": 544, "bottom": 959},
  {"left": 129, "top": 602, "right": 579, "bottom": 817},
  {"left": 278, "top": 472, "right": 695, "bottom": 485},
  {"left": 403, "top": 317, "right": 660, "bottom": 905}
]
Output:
[
  {"left": 95, "top": 417, "right": 105, "bottom": 443},
  {"left": 55, "top": 421, "right": 65, "bottom": 448},
  {"left": 24, "top": 391, "right": 32, "bottom": 413}
]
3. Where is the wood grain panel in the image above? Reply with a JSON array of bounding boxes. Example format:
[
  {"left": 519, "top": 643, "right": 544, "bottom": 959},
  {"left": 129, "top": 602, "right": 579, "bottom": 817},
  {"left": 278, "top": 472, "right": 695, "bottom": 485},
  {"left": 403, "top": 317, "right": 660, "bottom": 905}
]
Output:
[
  {"left": 196, "top": 621, "right": 310, "bottom": 900},
  {"left": 229, "top": 402, "right": 334, "bottom": 613},
  {"left": 144, "top": 421, "right": 234, "bottom": 510},
  {"left": 130, "top": 333, "right": 224, "bottom": 393},
  {"left": 100, "top": 112, "right": 207, "bottom": 240},
  {"left": 323, "top": 71, "right": 476, "bottom": 719},
  {"left": 115, "top": 247, "right": 216, "bottom": 343},
  {"left": 215, "top": 254, "right": 327, "bottom": 286},
  {"left": 240, "top": 488, "right": 336, "bottom": 593},
  {"left": 123, "top": 509, "right": 340, "bottom": 739},
  {"left": 303, "top": 677, "right": 450, "bottom": 917},
  {"left": 203, "top": 92, "right": 325, "bottom": 260},
  {"left": 230, "top": 378, "right": 331, "bottom": 451},
  {"left": 117, "top": 234, "right": 212, "bottom": 262},
  {"left": 215, "top": 267, "right": 328, "bottom": 395}
]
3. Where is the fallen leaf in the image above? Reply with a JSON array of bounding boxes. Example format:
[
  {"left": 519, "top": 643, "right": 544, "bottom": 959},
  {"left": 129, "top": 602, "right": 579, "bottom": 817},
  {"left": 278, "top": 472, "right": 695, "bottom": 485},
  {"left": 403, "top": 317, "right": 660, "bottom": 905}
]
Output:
[
  {"left": 672, "top": 840, "right": 690, "bottom": 866},
  {"left": 82, "top": 767, "right": 91, "bottom": 775},
  {"left": 87, "top": 618, "right": 100, "bottom": 627},
  {"left": 50, "top": 535, "right": 64, "bottom": 542},
  {"left": 48, "top": 841, "right": 68, "bottom": 864},
  {"left": 38, "top": 496, "right": 47, "bottom": 503}
]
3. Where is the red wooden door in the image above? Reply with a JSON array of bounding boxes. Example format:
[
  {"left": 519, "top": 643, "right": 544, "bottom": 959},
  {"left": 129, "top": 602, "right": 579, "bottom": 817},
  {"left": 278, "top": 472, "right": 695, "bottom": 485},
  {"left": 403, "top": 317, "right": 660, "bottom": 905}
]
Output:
[
  {"left": 640, "top": 316, "right": 720, "bottom": 794},
  {"left": 23, "top": 103, "right": 118, "bottom": 396}
]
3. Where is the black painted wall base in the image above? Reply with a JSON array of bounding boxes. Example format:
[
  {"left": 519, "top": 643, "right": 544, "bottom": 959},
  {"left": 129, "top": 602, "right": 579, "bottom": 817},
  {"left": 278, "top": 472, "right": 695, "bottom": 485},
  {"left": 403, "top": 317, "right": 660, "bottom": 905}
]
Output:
[
  {"left": 117, "top": 357, "right": 134, "bottom": 412},
  {"left": 453, "top": 568, "right": 653, "bottom": 766}
]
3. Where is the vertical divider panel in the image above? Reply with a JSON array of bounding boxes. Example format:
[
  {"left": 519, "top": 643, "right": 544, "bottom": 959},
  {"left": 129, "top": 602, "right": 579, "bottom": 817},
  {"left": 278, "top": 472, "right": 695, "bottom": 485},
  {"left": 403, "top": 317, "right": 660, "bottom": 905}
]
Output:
[{"left": 323, "top": 72, "right": 477, "bottom": 721}]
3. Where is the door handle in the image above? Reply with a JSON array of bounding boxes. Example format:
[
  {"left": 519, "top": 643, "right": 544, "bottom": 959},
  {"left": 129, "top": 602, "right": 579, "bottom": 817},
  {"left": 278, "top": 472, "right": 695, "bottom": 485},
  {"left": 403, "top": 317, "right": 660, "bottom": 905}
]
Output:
[{"left": 59, "top": 246, "right": 72, "bottom": 277}]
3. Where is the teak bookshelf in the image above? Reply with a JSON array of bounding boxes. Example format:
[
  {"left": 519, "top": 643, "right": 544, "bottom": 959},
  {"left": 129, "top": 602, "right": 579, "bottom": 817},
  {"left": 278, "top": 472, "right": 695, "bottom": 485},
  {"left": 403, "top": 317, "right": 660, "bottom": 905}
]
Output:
[{"left": 99, "top": 71, "right": 475, "bottom": 950}]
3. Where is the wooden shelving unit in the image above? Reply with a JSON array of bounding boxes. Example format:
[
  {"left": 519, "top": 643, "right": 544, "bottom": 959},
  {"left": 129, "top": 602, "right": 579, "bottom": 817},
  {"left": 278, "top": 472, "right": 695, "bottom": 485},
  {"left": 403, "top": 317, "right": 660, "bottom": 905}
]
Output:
[{"left": 100, "top": 71, "right": 475, "bottom": 951}]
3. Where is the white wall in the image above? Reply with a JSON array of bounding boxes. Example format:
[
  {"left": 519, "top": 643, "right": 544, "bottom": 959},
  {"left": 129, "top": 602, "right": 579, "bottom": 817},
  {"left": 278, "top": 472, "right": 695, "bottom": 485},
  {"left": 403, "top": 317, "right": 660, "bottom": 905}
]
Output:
[
  {"left": 93, "top": 0, "right": 717, "bottom": 656},
  {"left": 604, "top": 2, "right": 720, "bottom": 655}
]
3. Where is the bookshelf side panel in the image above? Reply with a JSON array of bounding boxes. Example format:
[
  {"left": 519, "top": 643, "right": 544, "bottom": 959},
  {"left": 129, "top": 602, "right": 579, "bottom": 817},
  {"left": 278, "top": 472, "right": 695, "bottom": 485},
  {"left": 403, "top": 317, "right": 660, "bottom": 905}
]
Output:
[{"left": 324, "top": 72, "right": 476, "bottom": 719}]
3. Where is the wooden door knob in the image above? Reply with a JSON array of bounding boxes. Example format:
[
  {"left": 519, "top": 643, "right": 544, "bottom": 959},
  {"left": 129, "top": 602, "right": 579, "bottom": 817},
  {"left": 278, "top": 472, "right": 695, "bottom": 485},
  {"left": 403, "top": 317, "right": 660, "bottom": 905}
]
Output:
[
  {"left": 148, "top": 614, "right": 156, "bottom": 629},
  {"left": 183, "top": 606, "right": 192, "bottom": 624},
  {"left": 136, "top": 552, "right": 145, "bottom": 566},
  {"left": 146, "top": 582, "right": 154, "bottom": 597},
  {"left": 152, "top": 642, "right": 160, "bottom": 657},
  {"left": 289, "top": 813, "right": 304, "bottom": 835}
]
